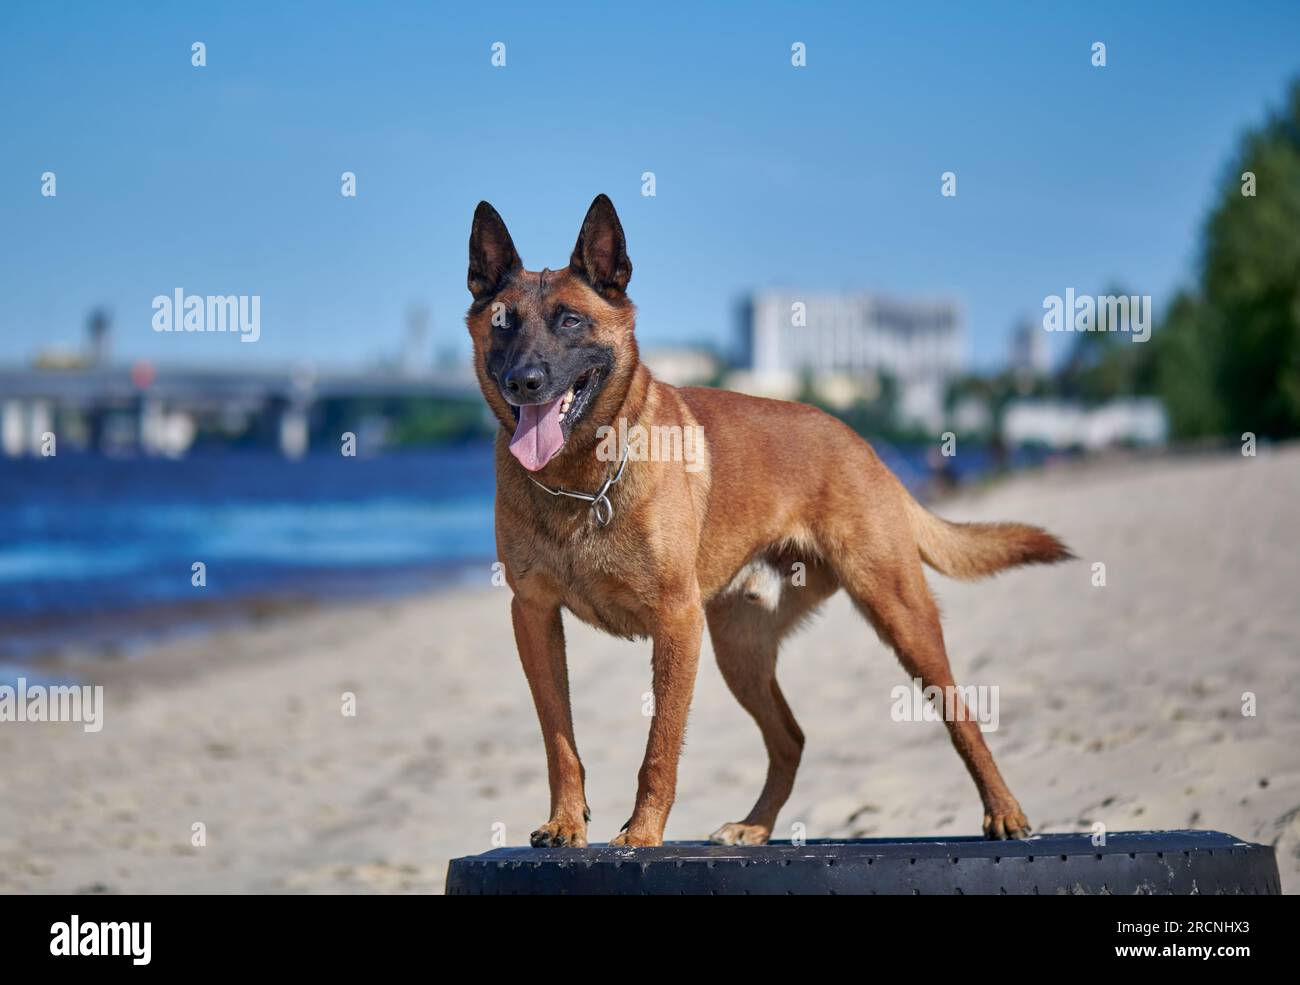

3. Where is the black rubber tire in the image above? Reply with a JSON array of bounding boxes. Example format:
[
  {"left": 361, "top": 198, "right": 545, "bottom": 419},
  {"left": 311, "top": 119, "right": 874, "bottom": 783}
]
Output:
[{"left": 445, "top": 829, "right": 1280, "bottom": 895}]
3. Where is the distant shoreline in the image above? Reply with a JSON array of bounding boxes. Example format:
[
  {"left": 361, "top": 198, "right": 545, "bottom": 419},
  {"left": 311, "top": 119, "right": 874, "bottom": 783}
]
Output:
[{"left": 1, "top": 557, "right": 494, "bottom": 684}]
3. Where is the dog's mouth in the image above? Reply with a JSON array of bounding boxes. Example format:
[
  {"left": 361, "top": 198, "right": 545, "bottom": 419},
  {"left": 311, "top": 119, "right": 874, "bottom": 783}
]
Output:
[{"left": 507, "top": 366, "right": 603, "bottom": 472}]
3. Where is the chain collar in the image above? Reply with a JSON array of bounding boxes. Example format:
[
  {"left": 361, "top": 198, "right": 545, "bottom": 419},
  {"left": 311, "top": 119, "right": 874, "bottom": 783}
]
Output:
[{"left": 527, "top": 439, "right": 631, "bottom": 528}]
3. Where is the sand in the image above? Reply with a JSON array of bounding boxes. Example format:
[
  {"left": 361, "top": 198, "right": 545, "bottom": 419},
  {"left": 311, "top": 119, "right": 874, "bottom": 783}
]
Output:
[{"left": 2, "top": 446, "right": 1297, "bottom": 894}]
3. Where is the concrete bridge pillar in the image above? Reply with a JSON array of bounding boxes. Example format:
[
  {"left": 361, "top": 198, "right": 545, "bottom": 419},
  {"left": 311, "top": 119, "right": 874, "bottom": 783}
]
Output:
[
  {"left": 278, "top": 401, "right": 310, "bottom": 459},
  {"left": 27, "top": 400, "right": 53, "bottom": 454},
  {"left": 1, "top": 400, "right": 23, "bottom": 457},
  {"left": 138, "top": 397, "right": 167, "bottom": 456}
]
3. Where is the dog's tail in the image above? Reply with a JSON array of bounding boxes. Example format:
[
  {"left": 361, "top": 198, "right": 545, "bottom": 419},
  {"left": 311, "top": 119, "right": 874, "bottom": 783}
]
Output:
[{"left": 903, "top": 495, "right": 1073, "bottom": 581}]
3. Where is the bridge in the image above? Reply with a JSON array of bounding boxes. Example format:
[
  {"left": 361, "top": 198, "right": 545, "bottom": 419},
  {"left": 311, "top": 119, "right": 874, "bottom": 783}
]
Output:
[{"left": 0, "top": 362, "right": 482, "bottom": 458}]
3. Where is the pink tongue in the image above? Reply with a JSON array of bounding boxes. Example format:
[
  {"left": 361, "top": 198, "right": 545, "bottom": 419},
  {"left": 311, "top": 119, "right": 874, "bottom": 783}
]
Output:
[{"left": 509, "top": 395, "right": 566, "bottom": 471}]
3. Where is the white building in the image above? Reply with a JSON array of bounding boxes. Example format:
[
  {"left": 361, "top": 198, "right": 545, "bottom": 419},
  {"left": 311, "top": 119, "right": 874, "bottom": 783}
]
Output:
[
  {"left": 741, "top": 291, "right": 964, "bottom": 430},
  {"left": 1001, "top": 398, "right": 1167, "bottom": 450},
  {"left": 642, "top": 347, "right": 720, "bottom": 387}
]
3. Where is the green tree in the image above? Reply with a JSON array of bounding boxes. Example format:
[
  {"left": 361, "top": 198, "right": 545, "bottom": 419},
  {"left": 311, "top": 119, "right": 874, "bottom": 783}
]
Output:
[
  {"left": 1057, "top": 284, "right": 1160, "bottom": 405},
  {"left": 1159, "top": 79, "right": 1300, "bottom": 439}
]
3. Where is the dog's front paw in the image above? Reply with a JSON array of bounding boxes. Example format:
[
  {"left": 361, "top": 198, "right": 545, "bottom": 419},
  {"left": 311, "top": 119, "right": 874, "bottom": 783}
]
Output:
[
  {"left": 609, "top": 827, "right": 662, "bottom": 847},
  {"left": 708, "top": 822, "right": 771, "bottom": 846},
  {"left": 983, "top": 805, "right": 1032, "bottom": 840},
  {"left": 529, "top": 819, "right": 588, "bottom": 848}
]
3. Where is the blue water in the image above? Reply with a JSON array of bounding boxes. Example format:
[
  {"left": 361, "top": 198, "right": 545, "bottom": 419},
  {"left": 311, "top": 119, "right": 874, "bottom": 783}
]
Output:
[{"left": 0, "top": 445, "right": 498, "bottom": 626}]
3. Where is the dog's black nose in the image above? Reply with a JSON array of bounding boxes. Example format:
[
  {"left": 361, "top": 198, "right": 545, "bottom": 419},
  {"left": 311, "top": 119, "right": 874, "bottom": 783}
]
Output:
[{"left": 504, "top": 364, "right": 546, "bottom": 396}]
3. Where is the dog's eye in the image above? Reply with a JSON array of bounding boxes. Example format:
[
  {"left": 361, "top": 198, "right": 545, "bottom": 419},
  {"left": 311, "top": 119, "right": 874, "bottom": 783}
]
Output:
[{"left": 560, "top": 314, "right": 582, "bottom": 330}]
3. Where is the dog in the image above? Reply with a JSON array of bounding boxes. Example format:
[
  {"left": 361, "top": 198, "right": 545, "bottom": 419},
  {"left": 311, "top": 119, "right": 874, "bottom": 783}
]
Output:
[{"left": 465, "top": 194, "right": 1071, "bottom": 848}]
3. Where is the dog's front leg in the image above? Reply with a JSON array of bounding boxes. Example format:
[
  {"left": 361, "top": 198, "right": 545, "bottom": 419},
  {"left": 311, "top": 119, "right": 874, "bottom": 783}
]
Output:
[
  {"left": 612, "top": 600, "right": 704, "bottom": 847},
  {"left": 511, "top": 594, "right": 589, "bottom": 847}
]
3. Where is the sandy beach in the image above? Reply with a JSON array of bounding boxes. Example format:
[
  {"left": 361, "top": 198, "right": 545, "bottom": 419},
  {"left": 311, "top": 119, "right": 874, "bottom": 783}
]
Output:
[{"left": 2, "top": 446, "right": 1297, "bottom": 894}]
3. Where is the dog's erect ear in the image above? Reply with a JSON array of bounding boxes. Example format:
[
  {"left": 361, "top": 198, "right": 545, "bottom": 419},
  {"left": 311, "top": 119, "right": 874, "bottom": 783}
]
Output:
[
  {"left": 468, "top": 201, "right": 522, "bottom": 300},
  {"left": 570, "top": 194, "right": 632, "bottom": 298}
]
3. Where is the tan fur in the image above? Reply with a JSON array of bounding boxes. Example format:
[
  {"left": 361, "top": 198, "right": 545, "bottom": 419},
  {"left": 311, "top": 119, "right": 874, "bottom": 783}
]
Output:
[
  {"left": 466, "top": 196, "right": 1073, "bottom": 848},
  {"left": 904, "top": 497, "right": 1073, "bottom": 580}
]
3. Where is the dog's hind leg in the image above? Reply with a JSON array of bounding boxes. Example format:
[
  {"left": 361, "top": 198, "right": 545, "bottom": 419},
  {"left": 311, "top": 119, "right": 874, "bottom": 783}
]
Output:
[
  {"left": 840, "top": 549, "right": 1031, "bottom": 840},
  {"left": 706, "top": 601, "right": 802, "bottom": 846},
  {"left": 705, "top": 559, "right": 836, "bottom": 845}
]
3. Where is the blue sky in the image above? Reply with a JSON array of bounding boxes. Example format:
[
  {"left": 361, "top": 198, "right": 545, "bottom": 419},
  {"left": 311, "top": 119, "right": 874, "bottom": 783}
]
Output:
[{"left": 2, "top": 1, "right": 1298, "bottom": 372}]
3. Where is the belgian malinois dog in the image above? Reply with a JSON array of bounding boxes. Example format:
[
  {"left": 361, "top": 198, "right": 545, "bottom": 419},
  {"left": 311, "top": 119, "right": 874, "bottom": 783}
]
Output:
[{"left": 466, "top": 194, "right": 1071, "bottom": 848}]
